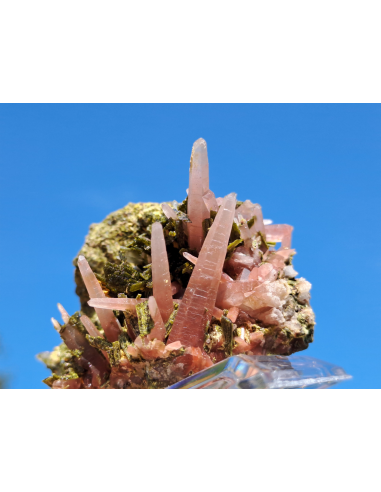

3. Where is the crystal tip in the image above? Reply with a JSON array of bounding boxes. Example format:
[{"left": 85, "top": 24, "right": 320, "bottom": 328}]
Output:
[{"left": 193, "top": 137, "right": 207, "bottom": 149}]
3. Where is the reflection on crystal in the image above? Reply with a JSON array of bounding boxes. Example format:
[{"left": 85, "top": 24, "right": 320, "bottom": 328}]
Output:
[{"left": 168, "top": 355, "right": 352, "bottom": 389}]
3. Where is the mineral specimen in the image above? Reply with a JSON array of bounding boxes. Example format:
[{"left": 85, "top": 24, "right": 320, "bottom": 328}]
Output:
[{"left": 38, "top": 138, "right": 315, "bottom": 389}]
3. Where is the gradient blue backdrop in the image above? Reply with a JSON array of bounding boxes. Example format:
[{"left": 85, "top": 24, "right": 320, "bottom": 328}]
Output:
[{"left": 0, "top": 104, "right": 380, "bottom": 389}]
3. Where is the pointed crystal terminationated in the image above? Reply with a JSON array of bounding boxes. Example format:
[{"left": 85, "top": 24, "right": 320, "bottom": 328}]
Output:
[
  {"left": 202, "top": 190, "right": 218, "bottom": 212},
  {"left": 77, "top": 255, "right": 120, "bottom": 342},
  {"left": 167, "top": 193, "right": 237, "bottom": 348},
  {"left": 151, "top": 221, "right": 173, "bottom": 323},
  {"left": 80, "top": 315, "right": 103, "bottom": 339},
  {"left": 161, "top": 202, "right": 178, "bottom": 220},
  {"left": 187, "top": 138, "right": 211, "bottom": 252},
  {"left": 51, "top": 317, "right": 61, "bottom": 332},
  {"left": 147, "top": 296, "right": 166, "bottom": 342},
  {"left": 80, "top": 315, "right": 110, "bottom": 362},
  {"left": 57, "top": 303, "right": 70, "bottom": 324}
]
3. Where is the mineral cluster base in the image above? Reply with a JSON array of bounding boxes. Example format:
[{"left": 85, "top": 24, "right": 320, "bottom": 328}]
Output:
[{"left": 38, "top": 138, "right": 315, "bottom": 389}]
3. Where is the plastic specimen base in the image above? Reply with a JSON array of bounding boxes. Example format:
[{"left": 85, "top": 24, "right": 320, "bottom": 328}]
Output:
[{"left": 168, "top": 354, "right": 352, "bottom": 389}]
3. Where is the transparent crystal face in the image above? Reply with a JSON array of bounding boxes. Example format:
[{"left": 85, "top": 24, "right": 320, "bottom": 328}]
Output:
[{"left": 168, "top": 355, "right": 352, "bottom": 389}]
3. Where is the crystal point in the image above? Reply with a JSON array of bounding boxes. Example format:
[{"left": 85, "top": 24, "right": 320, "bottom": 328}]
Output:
[
  {"left": 80, "top": 315, "right": 110, "bottom": 361},
  {"left": 77, "top": 255, "right": 121, "bottom": 342},
  {"left": 57, "top": 303, "right": 70, "bottom": 324},
  {"left": 51, "top": 317, "right": 61, "bottom": 332},
  {"left": 187, "top": 138, "right": 211, "bottom": 251},
  {"left": 80, "top": 314, "right": 103, "bottom": 339},
  {"left": 161, "top": 202, "right": 178, "bottom": 221},
  {"left": 151, "top": 221, "right": 173, "bottom": 323},
  {"left": 147, "top": 296, "right": 166, "bottom": 342},
  {"left": 202, "top": 189, "right": 218, "bottom": 212}
]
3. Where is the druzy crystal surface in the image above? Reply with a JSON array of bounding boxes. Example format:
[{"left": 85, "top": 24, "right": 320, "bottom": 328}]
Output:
[{"left": 38, "top": 138, "right": 318, "bottom": 389}]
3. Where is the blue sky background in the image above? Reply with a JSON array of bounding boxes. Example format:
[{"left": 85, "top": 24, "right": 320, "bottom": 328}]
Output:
[{"left": 0, "top": 104, "right": 380, "bottom": 389}]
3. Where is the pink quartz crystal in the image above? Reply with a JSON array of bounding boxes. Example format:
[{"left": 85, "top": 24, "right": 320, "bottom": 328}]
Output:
[
  {"left": 167, "top": 192, "right": 236, "bottom": 348},
  {"left": 151, "top": 221, "right": 173, "bottom": 323},
  {"left": 187, "top": 138, "right": 211, "bottom": 251},
  {"left": 161, "top": 202, "right": 178, "bottom": 221},
  {"left": 182, "top": 251, "right": 197, "bottom": 264},
  {"left": 224, "top": 249, "right": 256, "bottom": 276},
  {"left": 266, "top": 248, "right": 296, "bottom": 270},
  {"left": 171, "top": 281, "right": 181, "bottom": 296},
  {"left": 80, "top": 314, "right": 110, "bottom": 361},
  {"left": 248, "top": 262, "right": 277, "bottom": 282},
  {"left": 235, "top": 200, "right": 265, "bottom": 235},
  {"left": 216, "top": 278, "right": 260, "bottom": 309},
  {"left": 57, "top": 303, "right": 70, "bottom": 324},
  {"left": 51, "top": 317, "right": 62, "bottom": 331},
  {"left": 202, "top": 189, "right": 218, "bottom": 212},
  {"left": 88, "top": 297, "right": 147, "bottom": 311},
  {"left": 265, "top": 224, "right": 293, "bottom": 249},
  {"left": 77, "top": 255, "right": 121, "bottom": 342},
  {"left": 147, "top": 296, "right": 166, "bottom": 342},
  {"left": 227, "top": 306, "right": 240, "bottom": 323},
  {"left": 80, "top": 315, "right": 103, "bottom": 339}
]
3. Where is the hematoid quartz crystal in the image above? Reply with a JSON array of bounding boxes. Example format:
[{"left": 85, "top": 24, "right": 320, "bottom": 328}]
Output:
[{"left": 38, "top": 138, "right": 315, "bottom": 389}]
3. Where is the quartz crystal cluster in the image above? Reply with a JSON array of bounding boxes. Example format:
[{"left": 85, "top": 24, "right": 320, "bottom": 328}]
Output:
[{"left": 38, "top": 138, "right": 315, "bottom": 389}]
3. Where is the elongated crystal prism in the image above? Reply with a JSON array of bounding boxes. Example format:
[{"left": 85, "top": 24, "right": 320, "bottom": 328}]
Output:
[
  {"left": 88, "top": 297, "right": 147, "bottom": 311},
  {"left": 161, "top": 202, "right": 178, "bottom": 220},
  {"left": 182, "top": 251, "right": 197, "bottom": 264},
  {"left": 187, "top": 138, "right": 211, "bottom": 251},
  {"left": 77, "top": 255, "right": 121, "bottom": 342},
  {"left": 167, "top": 193, "right": 236, "bottom": 348},
  {"left": 57, "top": 303, "right": 70, "bottom": 324},
  {"left": 51, "top": 317, "right": 61, "bottom": 331},
  {"left": 80, "top": 314, "right": 110, "bottom": 361},
  {"left": 80, "top": 314, "right": 103, "bottom": 338},
  {"left": 151, "top": 222, "right": 173, "bottom": 323},
  {"left": 147, "top": 296, "right": 166, "bottom": 342},
  {"left": 202, "top": 190, "right": 218, "bottom": 212}
]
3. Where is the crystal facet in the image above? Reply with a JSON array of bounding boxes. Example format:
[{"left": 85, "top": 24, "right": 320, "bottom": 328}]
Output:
[
  {"left": 167, "top": 193, "right": 236, "bottom": 348},
  {"left": 151, "top": 221, "right": 173, "bottom": 323}
]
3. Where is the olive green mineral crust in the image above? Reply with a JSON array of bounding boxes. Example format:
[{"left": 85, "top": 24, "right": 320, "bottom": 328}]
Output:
[{"left": 37, "top": 343, "right": 84, "bottom": 387}]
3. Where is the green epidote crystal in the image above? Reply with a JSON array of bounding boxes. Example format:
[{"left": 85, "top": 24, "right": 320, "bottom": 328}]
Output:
[{"left": 136, "top": 300, "right": 155, "bottom": 336}]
